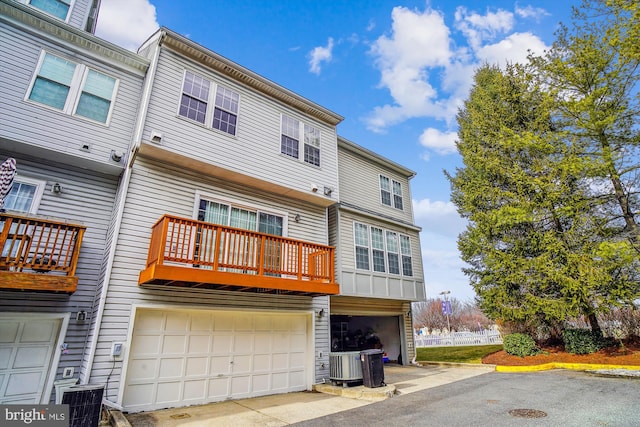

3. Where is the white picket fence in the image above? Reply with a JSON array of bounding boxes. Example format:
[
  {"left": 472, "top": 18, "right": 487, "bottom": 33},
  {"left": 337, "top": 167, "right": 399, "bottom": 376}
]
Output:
[{"left": 414, "top": 330, "right": 503, "bottom": 347}]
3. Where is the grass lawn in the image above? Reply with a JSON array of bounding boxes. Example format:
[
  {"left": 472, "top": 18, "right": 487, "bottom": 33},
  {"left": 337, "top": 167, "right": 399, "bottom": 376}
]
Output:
[{"left": 416, "top": 345, "right": 503, "bottom": 364}]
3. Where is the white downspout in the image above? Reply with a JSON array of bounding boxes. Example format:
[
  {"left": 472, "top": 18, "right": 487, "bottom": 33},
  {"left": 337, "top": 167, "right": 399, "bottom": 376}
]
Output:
[{"left": 84, "top": 32, "right": 165, "bottom": 383}]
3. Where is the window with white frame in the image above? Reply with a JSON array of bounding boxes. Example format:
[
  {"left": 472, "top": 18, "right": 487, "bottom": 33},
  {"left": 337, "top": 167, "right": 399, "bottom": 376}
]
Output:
[
  {"left": 379, "top": 175, "right": 403, "bottom": 210},
  {"left": 197, "top": 198, "right": 283, "bottom": 236},
  {"left": 179, "top": 70, "right": 239, "bottom": 136},
  {"left": 353, "top": 222, "right": 413, "bottom": 276},
  {"left": 29, "top": 0, "right": 71, "bottom": 21},
  {"left": 3, "top": 176, "right": 46, "bottom": 214},
  {"left": 27, "top": 52, "right": 118, "bottom": 124},
  {"left": 281, "top": 114, "right": 321, "bottom": 166}
]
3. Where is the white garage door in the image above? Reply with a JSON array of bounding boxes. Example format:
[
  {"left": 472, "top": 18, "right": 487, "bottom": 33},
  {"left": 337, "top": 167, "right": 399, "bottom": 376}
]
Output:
[
  {"left": 123, "top": 308, "right": 310, "bottom": 412},
  {"left": 0, "top": 315, "right": 63, "bottom": 404}
]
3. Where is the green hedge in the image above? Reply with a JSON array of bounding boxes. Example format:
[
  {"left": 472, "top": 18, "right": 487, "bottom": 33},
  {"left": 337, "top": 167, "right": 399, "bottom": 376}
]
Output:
[
  {"left": 562, "top": 329, "right": 605, "bottom": 354},
  {"left": 503, "top": 333, "right": 540, "bottom": 357}
]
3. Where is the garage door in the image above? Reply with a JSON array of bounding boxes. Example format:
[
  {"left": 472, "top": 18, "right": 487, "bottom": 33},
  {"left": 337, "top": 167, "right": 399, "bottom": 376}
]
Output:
[
  {"left": 0, "top": 315, "right": 63, "bottom": 404},
  {"left": 123, "top": 308, "right": 310, "bottom": 412}
]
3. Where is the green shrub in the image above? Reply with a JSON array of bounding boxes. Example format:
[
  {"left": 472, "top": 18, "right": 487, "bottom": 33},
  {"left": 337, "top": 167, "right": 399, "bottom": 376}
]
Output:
[
  {"left": 503, "top": 333, "right": 540, "bottom": 357},
  {"left": 562, "top": 329, "right": 605, "bottom": 354}
]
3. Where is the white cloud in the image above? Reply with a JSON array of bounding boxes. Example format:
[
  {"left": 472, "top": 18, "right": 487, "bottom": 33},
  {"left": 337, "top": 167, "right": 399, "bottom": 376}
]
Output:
[
  {"left": 515, "top": 5, "right": 550, "bottom": 21},
  {"left": 454, "top": 7, "right": 514, "bottom": 50},
  {"left": 365, "top": 5, "right": 551, "bottom": 142},
  {"left": 419, "top": 128, "right": 458, "bottom": 155},
  {"left": 365, "top": 7, "right": 454, "bottom": 132},
  {"left": 95, "top": 0, "right": 159, "bottom": 51},
  {"left": 308, "top": 38, "right": 334, "bottom": 75},
  {"left": 476, "top": 32, "right": 548, "bottom": 67}
]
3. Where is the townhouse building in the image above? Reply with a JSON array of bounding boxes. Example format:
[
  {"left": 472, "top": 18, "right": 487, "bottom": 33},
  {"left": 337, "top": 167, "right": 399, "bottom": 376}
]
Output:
[
  {"left": 0, "top": 0, "right": 426, "bottom": 413},
  {"left": 0, "top": 0, "right": 147, "bottom": 404}
]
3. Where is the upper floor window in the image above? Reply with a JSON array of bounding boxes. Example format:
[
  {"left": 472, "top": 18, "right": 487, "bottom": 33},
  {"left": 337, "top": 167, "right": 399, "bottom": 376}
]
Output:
[
  {"left": 197, "top": 198, "right": 283, "bottom": 236},
  {"left": 179, "top": 70, "right": 239, "bottom": 136},
  {"left": 29, "top": 0, "right": 70, "bottom": 21},
  {"left": 281, "top": 115, "right": 321, "bottom": 167},
  {"left": 27, "top": 52, "right": 118, "bottom": 124},
  {"left": 353, "top": 222, "right": 413, "bottom": 277},
  {"left": 4, "top": 176, "right": 46, "bottom": 214},
  {"left": 380, "top": 175, "right": 403, "bottom": 210}
]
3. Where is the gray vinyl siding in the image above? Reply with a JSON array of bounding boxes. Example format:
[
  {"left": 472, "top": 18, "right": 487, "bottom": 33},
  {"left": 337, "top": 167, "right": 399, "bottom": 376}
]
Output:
[
  {"left": 0, "top": 152, "right": 118, "bottom": 392},
  {"left": 91, "top": 158, "right": 332, "bottom": 399},
  {"left": 15, "top": 0, "right": 92, "bottom": 29},
  {"left": 336, "top": 209, "right": 424, "bottom": 301},
  {"left": 0, "top": 21, "right": 144, "bottom": 173},
  {"left": 141, "top": 48, "right": 339, "bottom": 201},
  {"left": 338, "top": 145, "right": 414, "bottom": 224}
]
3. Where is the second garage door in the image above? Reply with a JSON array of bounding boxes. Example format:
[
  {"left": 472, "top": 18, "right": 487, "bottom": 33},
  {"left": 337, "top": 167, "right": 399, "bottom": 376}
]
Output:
[{"left": 123, "top": 308, "right": 310, "bottom": 412}]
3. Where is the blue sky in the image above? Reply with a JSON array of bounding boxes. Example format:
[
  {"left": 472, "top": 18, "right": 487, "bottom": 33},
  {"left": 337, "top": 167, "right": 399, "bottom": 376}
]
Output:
[{"left": 96, "top": 0, "right": 575, "bottom": 302}]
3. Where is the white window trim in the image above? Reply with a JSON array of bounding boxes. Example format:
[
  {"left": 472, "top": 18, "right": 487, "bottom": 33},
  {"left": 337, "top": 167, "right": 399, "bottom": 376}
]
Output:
[
  {"left": 26, "top": 0, "right": 75, "bottom": 22},
  {"left": 25, "top": 50, "right": 119, "bottom": 126},
  {"left": 280, "top": 113, "right": 321, "bottom": 167},
  {"left": 352, "top": 221, "right": 412, "bottom": 276},
  {"left": 6, "top": 175, "right": 47, "bottom": 215},
  {"left": 192, "top": 191, "right": 289, "bottom": 235},
  {"left": 177, "top": 70, "right": 241, "bottom": 137},
  {"left": 379, "top": 174, "right": 404, "bottom": 211}
]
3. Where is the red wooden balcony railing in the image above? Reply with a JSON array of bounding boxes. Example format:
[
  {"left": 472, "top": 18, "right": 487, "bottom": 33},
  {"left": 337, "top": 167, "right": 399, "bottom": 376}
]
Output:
[
  {"left": 0, "top": 213, "right": 86, "bottom": 293},
  {"left": 139, "top": 214, "right": 338, "bottom": 295}
]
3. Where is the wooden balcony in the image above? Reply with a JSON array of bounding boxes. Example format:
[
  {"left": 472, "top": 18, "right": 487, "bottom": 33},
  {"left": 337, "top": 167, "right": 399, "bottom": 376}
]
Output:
[
  {"left": 0, "top": 213, "right": 86, "bottom": 293},
  {"left": 139, "top": 214, "right": 339, "bottom": 296}
]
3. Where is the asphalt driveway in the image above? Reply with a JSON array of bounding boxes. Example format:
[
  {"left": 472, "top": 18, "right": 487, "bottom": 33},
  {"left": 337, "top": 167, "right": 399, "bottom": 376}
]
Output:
[{"left": 293, "top": 369, "right": 640, "bottom": 427}]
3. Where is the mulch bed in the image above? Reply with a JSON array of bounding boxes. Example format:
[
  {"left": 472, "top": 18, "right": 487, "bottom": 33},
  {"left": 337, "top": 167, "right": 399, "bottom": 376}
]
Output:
[{"left": 482, "top": 342, "right": 640, "bottom": 366}]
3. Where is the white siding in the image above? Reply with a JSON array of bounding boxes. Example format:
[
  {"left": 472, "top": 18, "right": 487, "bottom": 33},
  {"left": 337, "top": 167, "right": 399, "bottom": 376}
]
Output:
[
  {"left": 0, "top": 21, "right": 144, "bottom": 172},
  {"left": 141, "top": 48, "right": 339, "bottom": 201},
  {"left": 338, "top": 145, "right": 414, "bottom": 224},
  {"left": 91, "top": 158, "right": 332, "bottom": 401}
]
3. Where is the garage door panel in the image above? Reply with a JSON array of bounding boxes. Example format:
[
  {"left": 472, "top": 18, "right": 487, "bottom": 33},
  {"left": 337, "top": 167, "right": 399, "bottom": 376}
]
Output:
[
  {"left": 156, "top": 382, "right": 180, "bottom": 404},
  {"left": 212, "top": 335, "right": 233, "bottom": 353},
  {"left": 21, "top": 322, "right": 56, "bottom": 343},
  {"left": 0, "top": 322, "right": 19, "bottom": 342},
  {"left": 183, "top": 380, "right": 206, "bottom": 401},
  {"left": 14, "top": 346, "right": 50, "bottom": 368},
  {"left": 188, "top": 335, "right": 211, "bottom": 353},
  {"left": 165, "top": 312, "right": 189, "bottom": 332},
  {"left": 230, "top": 376, "right": 250, "bottom": 395},
  {"left": 210, "top": 356, "right": 231, "bottom": 375},
  {"left": 208, "top": 378, "right": 229, "bottom": 399},
  {"left": 125, "top": 309, "right": 310, "bottom": 412},
  {"left": 135, "top": 311, "right": 164, "bottom": 332},
  {"left": 127, "top": 359, "right": 158, "bottom": 381},
  {"left": 0, "top": 348, "right": 12, "bottom": 369},
  {"left": 131, "top": 335, "right": 161, "bottom": 355},
  {"left": 185, "top": 357, "right": 208, "bottom": 377},
  {"left": 253, "top": 354, "right": 270, "bottom": 371},
  {"left": 6, "top": 371, "right": 43, "bottom": 396},
  {"left": 162, "top": 335, "right": 187, "bottom": 353},
  {"left": 158, "top": 358, "right": 184, "bottom": 379}
]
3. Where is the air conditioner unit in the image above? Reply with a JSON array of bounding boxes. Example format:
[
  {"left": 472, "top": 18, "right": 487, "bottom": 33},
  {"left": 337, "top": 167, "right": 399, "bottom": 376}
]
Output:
[
  {"left": 62, "top": 384, "right": 104, "bottom": 427},
  {"left": 329, "top": 351, "right": 363, "bottom": 386}
]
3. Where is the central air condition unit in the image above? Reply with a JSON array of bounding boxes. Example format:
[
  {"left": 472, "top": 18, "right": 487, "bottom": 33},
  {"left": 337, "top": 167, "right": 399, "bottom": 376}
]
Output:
[
  {"left": 62, "top": 384, "right": 105, "bottom": 427},
  {"left": 329, "top": 351, "right": 363, "bottom": 386}
]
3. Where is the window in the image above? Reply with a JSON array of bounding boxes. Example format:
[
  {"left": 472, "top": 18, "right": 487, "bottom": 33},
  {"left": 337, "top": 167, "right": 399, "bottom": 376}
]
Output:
[
  {"left": 380, "top": 175, "right": 403, "bottom": 210},
  {"left": 29, "top": 0, "right": 70, "bottom": 21},
  {"left": 354, "top": 223, "right": 370, "bottom": 270},
  {"left": 3, "top": 177, "right": 46, "bottom": 214},
  {"left": 27, "top": 52, "right": 118, "bottom": 124},
  {"left": 353, "top": 222, "right": 412, "bottom": 276},
  {"left": 197, "top": 198, "right": 283, "bottom": 236},
  {"left": 400, "top": 235, "right": 413, "bottom": 276},
  {"left": 179, "top": 70, "right": 240, "bottom": 136},
  {"left": 281, "top": 115, "right": 321, "bottom": 166}
]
